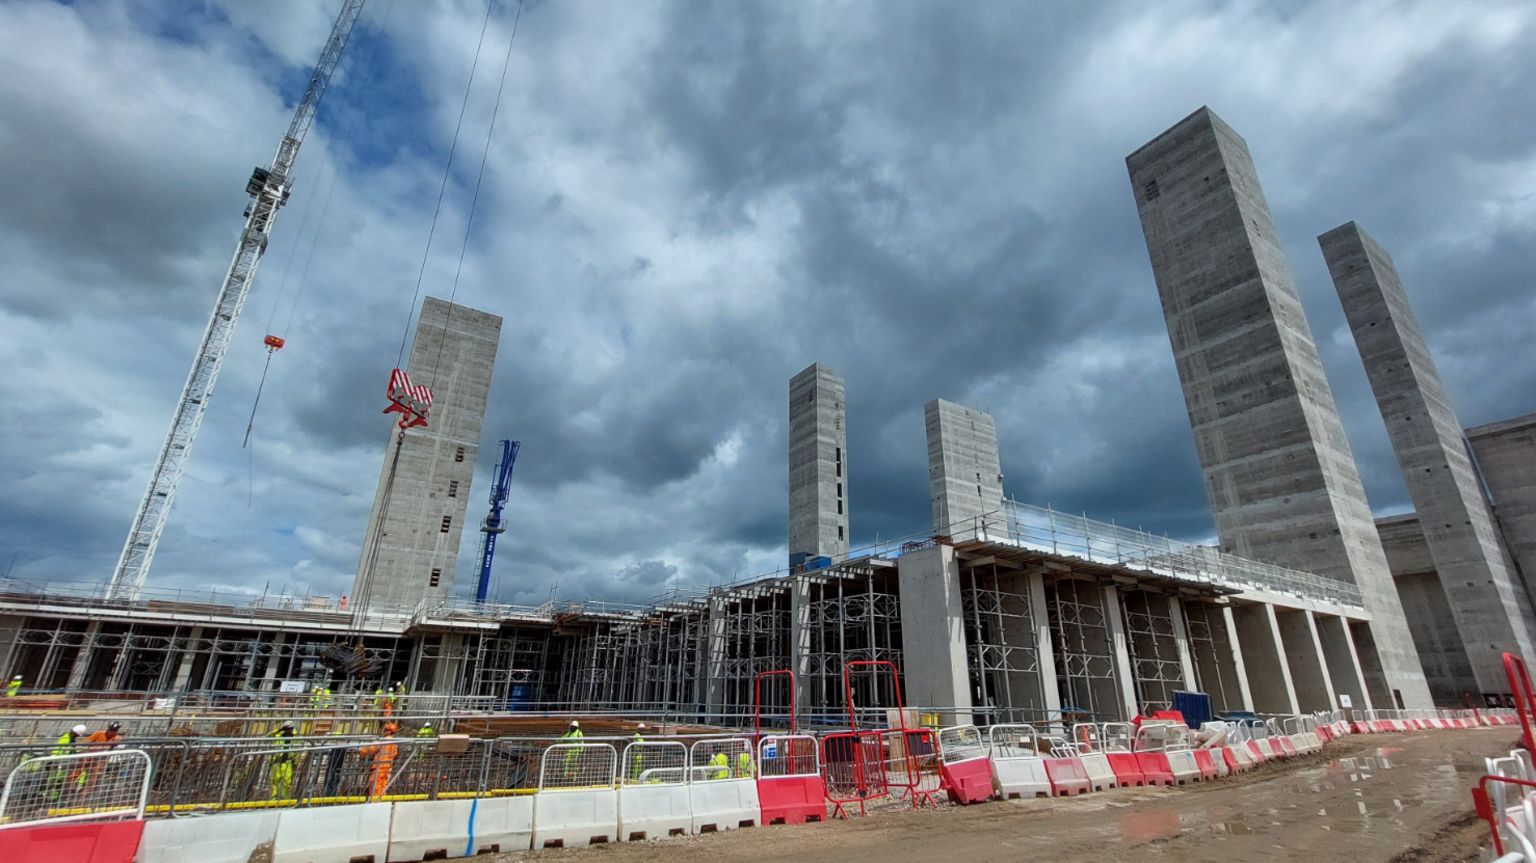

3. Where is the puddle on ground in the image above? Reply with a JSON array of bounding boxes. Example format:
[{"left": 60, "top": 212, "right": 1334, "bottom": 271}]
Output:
[{"left": 1108, "top": 747, "right": 1489, "bottom": 844}]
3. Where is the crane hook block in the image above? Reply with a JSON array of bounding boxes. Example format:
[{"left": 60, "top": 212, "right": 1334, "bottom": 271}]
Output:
[
  {"left": 384, "top": 368, "right": 433, "bottom": 430},
  {"left": 263, "top": 335, "right": 286, "bottom": 351}
]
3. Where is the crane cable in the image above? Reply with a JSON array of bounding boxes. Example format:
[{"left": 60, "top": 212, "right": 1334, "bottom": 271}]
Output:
[{"left": 426, "top": 0, "right": 526, "bottom": 389}]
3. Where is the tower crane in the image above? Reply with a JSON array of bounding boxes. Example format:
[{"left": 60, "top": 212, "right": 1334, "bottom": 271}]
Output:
[
  {"left": 475, "top": 439, "right": 520, "bottom": 604},
  {"left": 107, "top": 1, "right": 369, "bottom": 600}
]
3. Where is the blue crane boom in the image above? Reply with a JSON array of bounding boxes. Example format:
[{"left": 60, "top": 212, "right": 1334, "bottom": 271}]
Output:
[{"left": 475, "top": 439, "right": 520, "bottom": 603}]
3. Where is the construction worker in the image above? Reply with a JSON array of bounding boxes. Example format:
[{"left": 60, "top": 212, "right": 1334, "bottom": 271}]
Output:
[
  {"left": 374, "top": 687, "right": 386, "bottom": 714},
  {"left": 319, "top": 686, "right": 333, "bottom": 710},
  {"left": 559, "top": 721, "right": 583, "bottom": 782},
  {"left": 707, "top": 749, "right": 729, "bottom": 781},
  {"left": 47, "top": 724, "right": 87, "bottom": 800},
  {"left": 734, "top": 747, "right": 754, "bottom": 779},
  {"left": 415, "top": 722, "right": 434, "bottom": 738},
  {"left": 360, "top": 723, "right": 399, "bottom": 800},
  {"left": 628, "top": 723, "right": 648, "bottom": 782},
  {"left": 5, "top": 675, "right": 21, "bottom": 698},
  {"left": 269, "top": 720, "right": 296, "bottom": 800}
]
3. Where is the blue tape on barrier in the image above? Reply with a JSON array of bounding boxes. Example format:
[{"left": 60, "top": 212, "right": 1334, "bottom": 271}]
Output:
[{"left": 464, "top": 797, "right": 478, "bottom": 857}]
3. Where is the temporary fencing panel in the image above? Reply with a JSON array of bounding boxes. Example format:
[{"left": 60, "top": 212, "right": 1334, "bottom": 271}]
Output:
[
  {"left": 687, "top": 739, "right": 757, "bottom": 833},
  {"left": 534, "top": 743, "right": 617, "bottom": 848},
  {"left": 986, "top": 725, "right": 1051, "bottom": 799},
  {"left": 757, "top": 735, "right": 824, "bottom": 825},
  {"left": 272, "top": 801, "right": 391, "bottom": 863},
  {"left": 936, "top": 725, "right": 993, "bottom": 805},
  {"left": 0, "top": 749, "right": 152, "bottom": 827},
  {"left": 3, "top": 819, "right": 146, "bottom": 863},
  {"left": 617, "top": 742, "right": 690, "bottom": 841},
  {"left": 884, "top": 728, "right": 945, "bottom": 809},
  {"left": 137, "top": 810, "right": 280, "bottom": 863},
  {"left": 820, "top": 731, "right": 886, "bottom": 818}
]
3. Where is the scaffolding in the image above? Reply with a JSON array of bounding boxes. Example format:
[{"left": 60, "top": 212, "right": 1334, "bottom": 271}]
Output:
[
  {"left": 803, "top": 565, "right": 903, "bottom": 717},
  {"left": 959, "top": 564, "right": 1042, "bottom": 719},
  {"left": 1182, "top": 599, "right": 1242, "bottom": 713},
  {"left": 1046, "top": 578, "right": 1119, "bottom": 719},
  {"left": 1117, "top": 588, "right": 1186, "bottom": 713}
]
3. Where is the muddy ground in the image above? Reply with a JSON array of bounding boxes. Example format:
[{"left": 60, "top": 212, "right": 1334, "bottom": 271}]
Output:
[{"left": 487, "top": 729, "right": 1514, "bottom": 863}]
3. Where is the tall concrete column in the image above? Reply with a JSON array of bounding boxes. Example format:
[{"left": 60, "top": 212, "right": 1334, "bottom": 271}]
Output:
[
  {"left": 0, "top": 615, "right": 22, "bottom": 681},
  {"left": 789, "top": 578, "right": 812, "bottom": 713},
  {"left": 896, "top": 544, "right": 972, "bottom": 723},
  {"left": 1221, "top": 605, "right": 1256, "bottom": 712},
  {"left": 1275, "top": 610, "right": 1337, "bottom": 711},
  {"left": 171, "top": 627, "right": 203, "bottom": 691},
  {"left": 1167, "top": 597, "right": 1199, "bottom": 689},
  {"left": 1230, "top": 604, "right": 1299, "bottom": 714},
  {"left": 65, "top": 621, "right": 101, "bottom": 690},
  {"left": 1103, "top": 586, "right": 1139, "bottom": 719},
  {"left": 704, "top": 597, "right": 728, "bottom": 720},
  {"left": 1027, "top": 572, "right": 1062, "bottom": 718},
  {"left": 1315, "top": 613, "right": 1372, "bottom": 711},
  {"left": 260, "top": 633, "right": 288, "bottom": 691}
]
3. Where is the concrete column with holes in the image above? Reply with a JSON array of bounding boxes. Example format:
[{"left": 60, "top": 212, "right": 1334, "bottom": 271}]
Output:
[
  {"left": 896, "top": 544, "right": 973, "bottom": 723},
  {"left": 1103, "top": 586, "right": 1140, "bottom": 718},
  {"left": 1167, "top": 597, "right": 1199, "bottom": 690},
  {"left": 1027, "top": 571, "right": 1063, "bottom": 719}
]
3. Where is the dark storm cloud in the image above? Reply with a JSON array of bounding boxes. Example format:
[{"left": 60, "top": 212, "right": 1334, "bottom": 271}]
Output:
[{"left": 2, "top": 0, "right": 1533, "bottom": 605}]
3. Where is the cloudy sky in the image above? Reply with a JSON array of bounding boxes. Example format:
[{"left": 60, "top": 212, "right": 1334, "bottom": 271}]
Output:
[{"left": 2, "top": 0, "right": 1532, "bottom": 607}]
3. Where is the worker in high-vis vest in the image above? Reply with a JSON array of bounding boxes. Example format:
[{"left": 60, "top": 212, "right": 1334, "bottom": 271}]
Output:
[
  {"left": 5, "top": 675, "right": 21, "bottom": 698},
  {"left": 734, "top": 748, "right": 755, "bottom": 779},
  {"left": 628, "top": 723, "right": 648, "bottom": 782},
  {"left": 416, "top": 722, "right": 434, "bottom": 738},
  {"left": 269, "top": 720, "right": 296, "bottom": 800},
  {"left": 559, "top": 720, "right": 583, "bottom": 780},
  {"left": 707, "top": 750, "right": 729, "bottom": 780},
  {"left": 47, "top": 724, "right": 87, "bottom": 801}
]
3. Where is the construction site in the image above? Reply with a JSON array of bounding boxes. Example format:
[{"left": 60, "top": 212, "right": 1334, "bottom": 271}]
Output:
[{"left": 2, "top": 2, "right": 1535, "bottom": 863}]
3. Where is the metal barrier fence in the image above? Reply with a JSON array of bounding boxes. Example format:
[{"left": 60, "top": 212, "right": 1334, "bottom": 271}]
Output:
[
  {"left": 0, "top": 749, "right": 151, "bottom": 827},
  {"left": 759, "top": 735, "right": 819, "bottom": 778}
]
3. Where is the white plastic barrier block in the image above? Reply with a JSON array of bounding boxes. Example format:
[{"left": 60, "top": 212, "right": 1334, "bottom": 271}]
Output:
[
  {"left": 1166, "top": 750, "right": 1200, "bottom": 784},
  {"left": 1079, "top": 753, "right": 1117, "bottom": 791},
  {"left": 1231, "top": 746, "right": 1255, "bottom": 771},
  {"left": 991, "top": 757, "right": 1051, "bottom": 799},
  {"left": 533, "top": 789, "right": 618, "bottom": 849},
  {"left": 137, "top": 810, "right": 281, "bottom": 863},
  {"left": 618, "top": 784, "right": 692, "bottom": 841},
  {"left": 385, "top": 797, "right": 533, "bottom": 861},
  {"left": 688, "top": 779, "right": 759, "bottom": 833},
  {"left": 274, "top": 802, "right": 392, "bottom": 863}
]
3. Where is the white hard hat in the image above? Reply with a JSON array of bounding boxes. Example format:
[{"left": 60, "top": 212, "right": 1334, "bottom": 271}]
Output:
[
  {"left": 569, "top": 720, "right": 579, "bottom": 728},
  {"left": 72, "top": 724, "right": 87, "bottom": 734},
  {"left": 636, "top": 723, "right": 648, "bottom": 730},
  {"left": 422, "top": 722, "right": 432, "bottom": 728}
]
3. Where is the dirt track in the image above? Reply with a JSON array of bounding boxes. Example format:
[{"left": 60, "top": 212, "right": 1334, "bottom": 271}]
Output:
[{"left": 488, "top": 730, "right": 1513, "bottom": 863}]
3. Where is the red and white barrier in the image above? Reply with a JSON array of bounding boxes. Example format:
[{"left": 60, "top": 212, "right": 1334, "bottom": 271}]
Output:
[{"left": 757, "top": 735, "right": 826, "bottom": 825}]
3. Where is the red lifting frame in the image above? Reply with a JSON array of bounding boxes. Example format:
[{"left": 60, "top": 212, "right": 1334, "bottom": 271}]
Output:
[
  {"left": 754, "top": 669, "right": 797, "bottom": 739},
  {"left": 1504, "top": 652, "right": 1536, "bottom": 754},
  {"left": 842, "top": 660, "right": 945, "bottom": 810}
]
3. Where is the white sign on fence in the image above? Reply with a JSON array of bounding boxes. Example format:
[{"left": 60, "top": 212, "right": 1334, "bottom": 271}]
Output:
[{"left": 279, "top": 680, "right": 307, "bottom": 694}]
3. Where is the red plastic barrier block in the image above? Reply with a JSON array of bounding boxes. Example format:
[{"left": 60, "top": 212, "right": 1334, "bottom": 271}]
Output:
[
  {"left": 1134, "top": 752, "right": 1175, "bottom": 786},
  {"left": 1317, "top": 725, "right": 1334, "bottom": 743},
  {"left": 1277, "top": 737, "right": 1298, "bottom": 758},
  {"left": 1262, "top": 739, "right": 1286, "bottom": 760},
  {"left": 9, "top": 819, "right": 145, "bottom": 863},
  {"left": 1106, "top": 752, "right": 1146, "bottom": 787},
  {"left": 941, "top": 758, "right": 995, "bottom": 805},
  {"left": 758, "top": 776, "right": 827, "bottom": 825},
  {"left": 1219, "top": 747, "right": 1243, "bottom": 774},
  {"left": 1191, "top": 749, "right": 1218, "bottom": 781},
  {"left": 1244, "top": 740, "right": 1267, "bottom": 763},
  {"left": 1043, "top": 757, "right": 1092, "bottom": 796},
  {"left": 1351, "top": 721, "right": 1371, "bottom": 735}
]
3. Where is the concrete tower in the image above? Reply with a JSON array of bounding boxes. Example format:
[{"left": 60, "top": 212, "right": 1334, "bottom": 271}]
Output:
[
  {"left": 354, "top": 297, "right": 502, "bottom": 612},
  {"left": 925, "top": 399, "right": 1005, "bottom": 536},
  {"left": 1468, "top": 413, "right": 1536, "bottom": 598},
  {"left": 1322, "top": 222, "right": 1536, "bottom": 698},
  {"left": 789, "top": 363, "right": 848, "bottom": 562},
  {"left": 1126, "top": 107, "right": 1431, "bottom": 707}
]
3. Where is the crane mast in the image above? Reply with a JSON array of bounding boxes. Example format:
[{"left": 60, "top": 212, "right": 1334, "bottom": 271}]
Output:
[
  {"left": 475, "top": 440, "right": 520, "bottom": 604},
  {"left": 108, "top": 0, "right": 369, "bottom": 600}
]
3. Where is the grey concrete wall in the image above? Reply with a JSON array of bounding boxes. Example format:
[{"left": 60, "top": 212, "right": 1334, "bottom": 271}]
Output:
[
  {"left": 1275, "top": 609, "right": 1336, "bottom": 711},
  {"left": 925, "top": 399, "right": 1005, "bottom": 535},
  {"left": 1323, "top": 223, "right": 1536, "bottom": 695},
  {"left": 1469, "top": 413, "right": 1536, "bottom": 609},
  {"left": 1377, "top": 514, "right": 1478, "bottom": 702},
  {"left": 896, "top": 545, "right": 972, "bottom": 718},
  {"left": 1314, "top": 613, "right": 1372, "bottom": 711},
  {"left": 1230, "top": 602, "right": 1299, "bottom": 714},
  {"left": 353, "top": 297, "right": 502, "bottom": 612},
  {"left": 1125, "top": 107, "right": 1431, "bottom": 706},
  {"left": 789, "top": 363, "right": 849, "bottom": 561}
]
